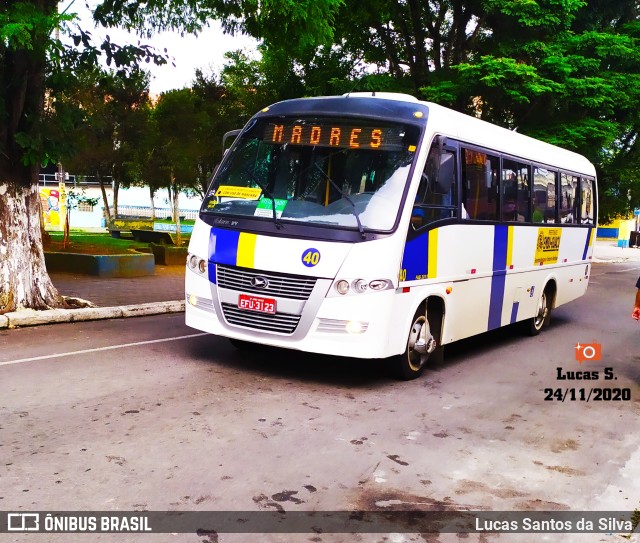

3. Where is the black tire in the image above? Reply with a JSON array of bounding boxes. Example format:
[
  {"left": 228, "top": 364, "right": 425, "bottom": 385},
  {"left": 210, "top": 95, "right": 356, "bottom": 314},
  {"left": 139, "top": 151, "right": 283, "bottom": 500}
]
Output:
[
  {"left": 392, "top": 306, "right": 443, "bottom": 380},
  {"left": 525, "top": 286, "right": 552, "bottom": 336}
]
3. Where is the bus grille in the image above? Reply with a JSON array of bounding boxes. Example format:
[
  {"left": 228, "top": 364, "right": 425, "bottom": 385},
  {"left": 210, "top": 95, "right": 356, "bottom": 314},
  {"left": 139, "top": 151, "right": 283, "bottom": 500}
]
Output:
[
  {"left": 216, "top": 265, "right": 317, "bottom": 300},
  {"left": 220, "top": 303, "right": 301, "bottom": 334}
]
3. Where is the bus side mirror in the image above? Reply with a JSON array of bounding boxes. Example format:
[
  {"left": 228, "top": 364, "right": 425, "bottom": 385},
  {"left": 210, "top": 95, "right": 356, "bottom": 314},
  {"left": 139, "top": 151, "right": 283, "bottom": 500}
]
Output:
[{"left": 220, "top": 128, "right": 241, "bottom": 163}]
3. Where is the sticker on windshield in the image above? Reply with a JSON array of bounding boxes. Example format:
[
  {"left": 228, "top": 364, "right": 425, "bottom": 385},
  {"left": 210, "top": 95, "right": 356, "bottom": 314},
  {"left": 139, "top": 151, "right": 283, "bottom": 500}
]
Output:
[
  {"left": 254, "top": 197, "right": 288, "bottom": 219},
  {"left": 216, "top": 186, "right": 262, "bottom": 200},
  {"left": 301, "top": 248, "right": 321, "bottom": 267}
]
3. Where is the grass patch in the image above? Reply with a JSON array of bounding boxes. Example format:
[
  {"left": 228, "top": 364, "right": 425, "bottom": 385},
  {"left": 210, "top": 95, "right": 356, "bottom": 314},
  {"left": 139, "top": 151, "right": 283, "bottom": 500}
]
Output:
[{"left": 45, "top": 233, "right": 152, "bottom": 255}]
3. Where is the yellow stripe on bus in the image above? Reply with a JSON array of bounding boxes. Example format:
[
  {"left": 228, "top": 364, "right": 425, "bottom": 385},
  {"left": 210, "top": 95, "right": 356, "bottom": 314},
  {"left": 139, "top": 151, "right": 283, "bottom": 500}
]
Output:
[
  {"left": 237, "top": 232, "right": 257, "bottom": 268},
  {"left": 428, "top": 229, "right": 438, "bottom": 279},
  {"left": 588, "top": 228, "right": 595, "bottom": 247},
  {"left": 507, "top": 225, "right": 514, "bottom": 268}
]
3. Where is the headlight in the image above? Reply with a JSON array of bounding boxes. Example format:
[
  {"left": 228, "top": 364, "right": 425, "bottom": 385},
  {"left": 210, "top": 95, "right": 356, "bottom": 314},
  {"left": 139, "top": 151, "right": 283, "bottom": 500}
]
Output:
[
  {"left": 333, "top": 278, "right": 393, "bottom": 295},
  {"left": 335, "top": 280, "right": 350, "bottom": 295},
  {"left": 188, "top": 253, "right": 207, "bottom": 276}
]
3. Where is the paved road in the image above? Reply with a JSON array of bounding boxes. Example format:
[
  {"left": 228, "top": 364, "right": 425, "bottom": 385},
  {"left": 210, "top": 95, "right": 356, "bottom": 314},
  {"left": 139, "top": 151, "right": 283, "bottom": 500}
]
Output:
[{"left": 1, "top": 262, "right": 639, "bottom": 543}]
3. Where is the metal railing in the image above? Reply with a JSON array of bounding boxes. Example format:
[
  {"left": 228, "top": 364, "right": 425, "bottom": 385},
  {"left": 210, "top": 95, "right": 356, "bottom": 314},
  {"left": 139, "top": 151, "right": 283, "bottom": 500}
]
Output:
[
  {"left": 38, "top": 173, "right": 106, "bottom": 186},
  {"left": 115, "top": 205, "right": 199, "bottom": 221}
]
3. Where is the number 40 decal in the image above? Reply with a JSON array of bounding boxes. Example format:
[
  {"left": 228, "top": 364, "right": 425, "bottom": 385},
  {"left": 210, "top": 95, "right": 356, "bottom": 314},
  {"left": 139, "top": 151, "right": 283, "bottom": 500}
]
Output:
[{"left": 302, "top": 248, "right": 321, "bottom": 267}]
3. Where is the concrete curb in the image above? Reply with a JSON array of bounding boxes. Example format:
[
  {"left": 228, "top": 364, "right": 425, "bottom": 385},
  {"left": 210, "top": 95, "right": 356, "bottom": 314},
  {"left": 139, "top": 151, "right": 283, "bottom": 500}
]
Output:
[
  {"left": 45, "top": 251, "right": 155, "bottom": 277},
  {"left": 0, "top": 300, "right": 185, "bottom": 329}
]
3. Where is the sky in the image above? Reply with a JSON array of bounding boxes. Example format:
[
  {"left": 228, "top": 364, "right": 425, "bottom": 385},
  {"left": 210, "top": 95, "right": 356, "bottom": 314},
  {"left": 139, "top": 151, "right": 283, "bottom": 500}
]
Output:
[{"left": 61, "top": 0, "right": 259, "bottom": 95}]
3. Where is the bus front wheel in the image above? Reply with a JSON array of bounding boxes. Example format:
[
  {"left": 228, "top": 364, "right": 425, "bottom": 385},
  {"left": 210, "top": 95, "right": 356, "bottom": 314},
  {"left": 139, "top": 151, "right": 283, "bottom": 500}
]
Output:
[
  {"left": 392, "top": 307, "right": 443, "bottom": 380},
  {"left": 525, "top": 287, "right": 552, "bottom": 336}
]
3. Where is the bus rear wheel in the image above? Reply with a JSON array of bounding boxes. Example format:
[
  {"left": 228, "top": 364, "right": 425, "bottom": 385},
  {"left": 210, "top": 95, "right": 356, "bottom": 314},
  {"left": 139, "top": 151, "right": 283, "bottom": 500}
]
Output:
[
  {"left": 392, "top": 307, "right": 442, "bottom": 380},
  {"left": 526, "top": 287, "right": 551, "bottom": 336}
]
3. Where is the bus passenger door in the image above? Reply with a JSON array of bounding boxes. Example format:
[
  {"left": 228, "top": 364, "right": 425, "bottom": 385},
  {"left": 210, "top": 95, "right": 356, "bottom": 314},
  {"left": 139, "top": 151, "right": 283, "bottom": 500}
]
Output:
[
  {"left": 410, "top": 139, "right": 458, "bottom": 230},
  {"left": 402, "top": 138, "right": 458, "bottom": 283}
]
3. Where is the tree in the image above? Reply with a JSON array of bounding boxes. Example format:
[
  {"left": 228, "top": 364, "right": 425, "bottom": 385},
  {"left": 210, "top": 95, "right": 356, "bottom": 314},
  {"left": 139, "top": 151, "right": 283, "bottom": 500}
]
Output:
[
  {"left": 1, "top": 0, "right": 339, "bottom": 313},
  {"left": 63, "top": 66, "right": 152, "bottom": 224}
]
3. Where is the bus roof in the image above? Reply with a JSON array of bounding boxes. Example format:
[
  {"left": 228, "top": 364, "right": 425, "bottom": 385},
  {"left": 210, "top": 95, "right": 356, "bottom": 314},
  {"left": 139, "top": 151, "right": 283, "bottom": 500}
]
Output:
[{"left": 421, "top": 100, "right": 596, "bottom": 177}]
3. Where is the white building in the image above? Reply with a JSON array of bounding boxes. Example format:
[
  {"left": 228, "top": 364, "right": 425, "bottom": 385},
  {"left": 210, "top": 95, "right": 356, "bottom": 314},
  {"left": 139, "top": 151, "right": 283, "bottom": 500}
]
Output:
[{"left": 39, "top": 173, "right": 203, "bottom": 230}]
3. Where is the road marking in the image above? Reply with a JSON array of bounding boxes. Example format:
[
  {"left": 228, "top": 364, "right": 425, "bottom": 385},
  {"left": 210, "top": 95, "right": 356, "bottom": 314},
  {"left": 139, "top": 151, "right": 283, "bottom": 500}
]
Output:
[{"left": 0, "top": 333, "right": 209, "bottom": 367}]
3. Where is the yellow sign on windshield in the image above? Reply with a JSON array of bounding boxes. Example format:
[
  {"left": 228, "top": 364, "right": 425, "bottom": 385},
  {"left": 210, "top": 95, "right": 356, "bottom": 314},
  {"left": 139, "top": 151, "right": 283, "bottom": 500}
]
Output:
[{"left": 216, "top": 186, "right": 262, "bottom": 200}]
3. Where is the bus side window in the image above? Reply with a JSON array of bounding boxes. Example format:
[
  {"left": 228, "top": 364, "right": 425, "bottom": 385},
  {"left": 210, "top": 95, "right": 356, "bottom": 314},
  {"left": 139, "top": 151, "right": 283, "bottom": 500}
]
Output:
[
  {"left": 502, "top": 159, "right": 531, "bottom": 222},
  {"left": 461, "top": 148, "right": 499, "bottom": 220},
  {"left": 580, "top": 178, "right": 595, "bottom": 224},
  {"left": 559, "top": 173, "right": 579, "bottom": 224},
  {"left": 411, "top": 144, "right": 457, "bottom": 229},
  {"left": 532, "top": 167, "right": 557, "bottom": 223}
]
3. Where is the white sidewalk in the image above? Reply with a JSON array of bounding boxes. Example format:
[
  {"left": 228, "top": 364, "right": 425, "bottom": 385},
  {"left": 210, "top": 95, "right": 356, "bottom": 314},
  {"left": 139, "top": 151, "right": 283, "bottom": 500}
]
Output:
[{"left": 593, "top": 239, "right": 640, "bottom": 263}]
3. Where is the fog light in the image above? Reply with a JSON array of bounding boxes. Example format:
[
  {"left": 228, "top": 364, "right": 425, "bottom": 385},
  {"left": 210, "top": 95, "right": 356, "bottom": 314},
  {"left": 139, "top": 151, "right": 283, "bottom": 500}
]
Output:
[
  {"left": 346, "top": 320, "right": 366, "bottom": 334},
  {"left": 188, "top": 293, "right": 198, "bottom": 306},
  {"left": 335, "top": 280, "right": 350, "bottom": 295}
]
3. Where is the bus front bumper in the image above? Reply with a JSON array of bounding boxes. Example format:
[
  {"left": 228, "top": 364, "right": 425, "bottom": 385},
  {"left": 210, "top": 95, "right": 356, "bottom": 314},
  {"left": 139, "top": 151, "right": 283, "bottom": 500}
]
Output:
[{"left": 185, "top": 273, "right": 402, "bottom": 360}]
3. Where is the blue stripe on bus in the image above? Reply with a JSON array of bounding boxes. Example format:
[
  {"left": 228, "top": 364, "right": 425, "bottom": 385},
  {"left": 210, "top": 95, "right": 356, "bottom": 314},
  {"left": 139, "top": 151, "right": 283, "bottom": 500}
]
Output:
[
  {"left": 488, "top": 225, "right": 509, "bottom": 331},
  {"left": 510, "top": 302, "right": 519, "bottom": 324},
  {"left": 207, "top": 228, "right": 217, "bottom": 284},
  {"left": 212, "top": 228, "right": 241, "bottom": 266},
  {"left": 402, "top": 232, "right": 429, "bottom": 281},
  {"left": 582, "top": 227, "right": 592, "bottom": 260}
]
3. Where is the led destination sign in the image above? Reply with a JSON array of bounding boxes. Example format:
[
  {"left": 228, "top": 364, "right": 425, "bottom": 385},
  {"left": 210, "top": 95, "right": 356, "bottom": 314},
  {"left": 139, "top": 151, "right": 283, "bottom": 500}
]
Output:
[{"left": 264, "top": 122, "right": 409, "bottom": 151}]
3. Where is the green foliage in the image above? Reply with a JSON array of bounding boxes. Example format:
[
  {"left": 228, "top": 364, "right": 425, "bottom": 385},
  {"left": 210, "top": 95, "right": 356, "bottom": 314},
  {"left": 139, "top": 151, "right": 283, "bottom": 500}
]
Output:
[
  {"left": 483, "top": 0, "right": 587, "bottom": 28},
  {"left": 1, "top": 2, "right": 70, "bottom": 50},
  {"left": 453, "top": 56, "right": 561, "bottom": 106},
  {"left": 61, "top": 65, "right": 152, "bottom": 187}
]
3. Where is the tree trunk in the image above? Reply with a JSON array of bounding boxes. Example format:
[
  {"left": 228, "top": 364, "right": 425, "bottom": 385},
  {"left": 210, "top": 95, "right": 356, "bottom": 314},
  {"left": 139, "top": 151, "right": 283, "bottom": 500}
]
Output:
[
  {"left": 97, "top": 170, "right": 112, "bottom": 223},
  {"left": 113, "top": 177, "right": 120, "bottom": 218},
  {"left": 0, "top": 181, "right": 67, "bottom": 314},
  {"left": 170, "top": 173, "right": 182, "bottom": 247},
  {"left": 149, "top": 185, "right": 156, "bottom": 220}
]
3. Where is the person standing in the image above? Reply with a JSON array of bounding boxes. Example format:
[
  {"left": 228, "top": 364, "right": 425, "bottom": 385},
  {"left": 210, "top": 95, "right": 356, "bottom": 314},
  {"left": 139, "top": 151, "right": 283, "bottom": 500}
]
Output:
[{"left": 633, "top": 276, "right": 640, "bottom": 320}]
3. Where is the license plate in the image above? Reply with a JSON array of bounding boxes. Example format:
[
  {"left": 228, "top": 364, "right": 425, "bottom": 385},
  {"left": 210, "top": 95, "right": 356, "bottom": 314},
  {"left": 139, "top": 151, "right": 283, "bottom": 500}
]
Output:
[{"left": 238, "top": 294, "right": 276, "bottom": 314}]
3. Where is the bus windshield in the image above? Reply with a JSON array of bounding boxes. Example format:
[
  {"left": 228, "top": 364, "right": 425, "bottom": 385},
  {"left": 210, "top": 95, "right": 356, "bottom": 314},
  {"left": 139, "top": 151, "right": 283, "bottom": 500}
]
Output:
[{"left": 201, "top": 117, "right": 421, "bottom": 232}]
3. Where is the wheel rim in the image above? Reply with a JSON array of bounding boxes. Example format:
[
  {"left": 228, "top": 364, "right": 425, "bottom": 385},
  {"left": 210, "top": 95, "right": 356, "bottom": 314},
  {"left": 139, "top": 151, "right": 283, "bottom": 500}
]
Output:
[
  {"left": 533, "top": 291, "right": 548, "bottom": 330},
  {"left": 407, "top": 315, "right": 428, "bottom": 372}
]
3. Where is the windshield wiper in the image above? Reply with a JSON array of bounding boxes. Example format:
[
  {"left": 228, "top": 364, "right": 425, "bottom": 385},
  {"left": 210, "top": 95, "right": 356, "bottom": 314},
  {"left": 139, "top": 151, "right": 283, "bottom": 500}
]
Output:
[
  {"left": 242, "top": 169, "right": 283, "bottom": 230},
  {"left": 313, "top": 163, "right": 366, "bottom": 239}
]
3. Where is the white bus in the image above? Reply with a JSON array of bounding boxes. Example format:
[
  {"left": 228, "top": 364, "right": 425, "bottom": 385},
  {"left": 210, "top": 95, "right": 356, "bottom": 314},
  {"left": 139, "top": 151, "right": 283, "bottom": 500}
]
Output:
[{"left": 185, "top": 93, "right": 597, "bottom": 379}]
